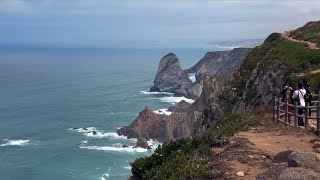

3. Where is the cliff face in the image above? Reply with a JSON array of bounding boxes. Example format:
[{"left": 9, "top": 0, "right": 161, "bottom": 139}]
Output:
[
  {"left": 150, "top": 53, "right": 192, "bottom": 97},
  {"left": 186, "top": 48, "right": 252, "bottom": 76}
]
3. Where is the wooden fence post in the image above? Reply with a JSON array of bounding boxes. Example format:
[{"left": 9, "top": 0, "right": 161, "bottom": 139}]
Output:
[
  {"left": 285, "top": 100, "right": 289, "bottom": 125},
  {"left": 317, "top": 101, "right": 320, "bottom": 134},
  {"left": 277, "top": 98, "right": 280, "bottom": 123},
  {"left": 318, "top": 90, "right": 320, "bottom": 134},
  {"left": 294, "top": 102, "right": 298, "bottom": 128},
  {"left": 273, "top": 97, "right": 276, "bottom": 122},
  {"left": 305, "top": 102, "right": 309, "bottom": 129}
]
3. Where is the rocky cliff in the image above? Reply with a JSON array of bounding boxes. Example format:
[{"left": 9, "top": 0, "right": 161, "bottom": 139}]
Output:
[{"left": 186, "top": 48, "right": 252, "bottom": 76}]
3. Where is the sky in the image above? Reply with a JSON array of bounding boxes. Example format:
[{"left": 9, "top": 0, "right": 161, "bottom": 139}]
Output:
[{"left": 0, "top": 0, "right": 320, "bottom": 48}]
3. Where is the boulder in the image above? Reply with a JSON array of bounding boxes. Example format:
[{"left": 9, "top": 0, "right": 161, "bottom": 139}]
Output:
[
  {"left": 278, "top": 167, "right": 320, "bottom": 180},
  {"left": 288, "top": 151, "right": 320, "bottom": 172},
  {"left": 135, "top": 137, "right": 151, "bottom": 149},
  {"left": 273, "top": 150, "right": 294, "bottom": 163},
  {"left": 313, "top": 141, "right": 320, "bottom": 149}
]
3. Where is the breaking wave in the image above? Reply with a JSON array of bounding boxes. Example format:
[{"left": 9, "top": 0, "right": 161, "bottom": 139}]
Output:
[
  {"left": 0, "top": 139, "right": 30, "bottom": 147},
  {"left": 80, "top": 145, "right": 148, "bottom": 153},
  {"left": 140, "top": 90, "right": 174, "bottom": 95},
  {"left": 68, "top": 127, "right": 133, "bottom": 141}
]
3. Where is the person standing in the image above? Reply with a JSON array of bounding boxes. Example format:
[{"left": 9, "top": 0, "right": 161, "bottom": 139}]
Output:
[
  {"left": 281, "top": 82, "right": 293, "bottom": 122},
  {"left": 292, "top": 82, "right": 306, "bottom": 126},
  {"left": 302, "top": 79, "right": 312, "bottom": 116}
]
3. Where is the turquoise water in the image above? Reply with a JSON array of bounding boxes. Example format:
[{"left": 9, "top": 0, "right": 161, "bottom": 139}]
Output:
[{"left": 0, "top": 47, "right": 216, "bottom": 180}]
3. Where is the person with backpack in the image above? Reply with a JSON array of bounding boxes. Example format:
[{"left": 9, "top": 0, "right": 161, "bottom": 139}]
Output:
[
  {"left": 303, "top": 79, "right": 313, "bottom": 116},
  {"left": 292, "top": 82, "right": 306, "bottom": 126}
]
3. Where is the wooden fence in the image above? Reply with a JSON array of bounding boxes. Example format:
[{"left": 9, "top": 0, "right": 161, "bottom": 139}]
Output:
[{"left": 273, "top": 91, "right": 320, "bottom": 133}]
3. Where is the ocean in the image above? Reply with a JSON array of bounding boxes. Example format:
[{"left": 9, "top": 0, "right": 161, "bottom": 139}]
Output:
[{"left": 0, "top": 46, "right": 230, "bottom": 180}]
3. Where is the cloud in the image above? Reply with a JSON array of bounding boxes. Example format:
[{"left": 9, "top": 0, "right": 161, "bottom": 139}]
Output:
[
  {"left": 0, "top": 0, "right": 32, "bottom": 14},
  {"left": 0, "top": 0, "right": 319, "bottom": 48}
]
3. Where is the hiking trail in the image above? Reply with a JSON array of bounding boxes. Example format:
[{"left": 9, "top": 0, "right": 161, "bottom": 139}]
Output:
[{"left": 282, "top": 31, "right": 320, "bottom": 50}]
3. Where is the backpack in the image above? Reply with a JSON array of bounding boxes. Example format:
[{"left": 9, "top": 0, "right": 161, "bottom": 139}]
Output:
[{"left": 304, "top": 89, "right": 314, "bottom": 102}]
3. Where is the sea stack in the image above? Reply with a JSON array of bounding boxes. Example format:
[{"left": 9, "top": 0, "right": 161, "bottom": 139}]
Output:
[{"left": 150, "top": 53, "right": 192, "bottom": 97}]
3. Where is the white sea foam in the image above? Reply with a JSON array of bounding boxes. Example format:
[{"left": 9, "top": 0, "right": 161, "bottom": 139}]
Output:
[
  {"left": 69, "top": 127, "right": 133, "bottom": 141},
  {"left": 189, "top": 73, "right": 196, "bottom": 83},
  {"left": 147, "top": 139, "right": 162, "bottom": 150},
  {"left": 153, "top": 109, "right": 172, "bottom": 115},
  {"left": 68, "top": 127, "right": 97, "bottom": 133},
  {"left": 81, "top": 140, "right": 88, "bottom": 144},
  {"left": 80, "top": 145, "right": 148, "bottom": 153},
  {"left": 124, "top": 166, "right": 131, "bottom": 170},
  {"left": 101, "top": 173, "right": 109, "bottom": 180},
  {"left": 155, "top": 96, "right": 195, "bottom": 104},
  {"left": 84, "top": 132, "right": 129, "bottom": 140},
  {"left": 140, "top": 90, "right": 174, "bottom": 95},
  {"left": 0, "top": 139, "right": 30, "bottom": 147}
]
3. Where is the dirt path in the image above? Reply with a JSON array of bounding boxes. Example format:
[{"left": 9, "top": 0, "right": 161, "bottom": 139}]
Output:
[
  {"left": 238, "top": 130, "right": 315, "bottom": 153},
  {"left": 296, "top": 68, "right": 320, "bottom": 77},
  {"left": 282, "top": 31, "right": 320, "bottom": 50}
]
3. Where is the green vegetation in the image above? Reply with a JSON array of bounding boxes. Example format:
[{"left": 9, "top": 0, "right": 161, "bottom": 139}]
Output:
[
  {"left": 131, "top": 114, "right": 259, "bottom": 179},
  {"left": 290, "top": 21, "right": 320, "bottom": 48}
]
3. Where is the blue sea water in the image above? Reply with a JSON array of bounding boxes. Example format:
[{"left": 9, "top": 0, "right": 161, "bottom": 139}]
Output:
[{"left": 0, "top": 47, "right": 224, "bottom": 180}]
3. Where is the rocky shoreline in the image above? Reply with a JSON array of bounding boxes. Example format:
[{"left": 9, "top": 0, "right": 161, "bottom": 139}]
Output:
[{"left": 117, "top": 48, "right": 252, "bottom": 144}]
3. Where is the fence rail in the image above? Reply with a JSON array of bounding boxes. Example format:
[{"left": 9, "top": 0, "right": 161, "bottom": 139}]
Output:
[{"left": 273, "top": 91, "right": 320, "bottom": 133}]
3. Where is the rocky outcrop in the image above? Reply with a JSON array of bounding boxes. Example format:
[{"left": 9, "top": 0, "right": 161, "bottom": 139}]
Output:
[
  {"left": 150, "top": 53, "right": 192, "bottom": 97},
  {"left": 135, "top": 137, "right": 151, "bottom": 149},
  {"left": 117, "top": 106, "right": 201, "bottom": 143},
  {"left": 117, "top": 76, "right": 218, "bottom": 142}
]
